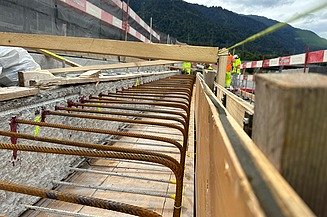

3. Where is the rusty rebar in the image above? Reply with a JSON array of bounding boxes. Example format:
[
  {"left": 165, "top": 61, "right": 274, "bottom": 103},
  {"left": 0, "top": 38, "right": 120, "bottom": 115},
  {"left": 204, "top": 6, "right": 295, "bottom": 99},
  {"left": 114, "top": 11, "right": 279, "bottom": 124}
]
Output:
[
  {"left": 46, "top": 110, "right": 187, "bottom": 140},
  {"left": 0, "top": 179, "right": 161, "bottom": 217},
  {"left": 107, "top": 92, "right": 190, "bottom": 101},
  {"left": 84, "top": 98, "right": 189, "bottom": 115},
  {"left": 55, "top": 106, "right": 186, "bottom": 128},
  {"left": 70, "top": 102, "right": 188, "bottom": 123},
  {"left": 0, "top": 130, "right": 182, "bottom": 160},
  {"left": 0, "top": 142, "right": 184, "bottom": 216},
  {"left": 98, "top": 93, "right": 189, "bottom": 106}
]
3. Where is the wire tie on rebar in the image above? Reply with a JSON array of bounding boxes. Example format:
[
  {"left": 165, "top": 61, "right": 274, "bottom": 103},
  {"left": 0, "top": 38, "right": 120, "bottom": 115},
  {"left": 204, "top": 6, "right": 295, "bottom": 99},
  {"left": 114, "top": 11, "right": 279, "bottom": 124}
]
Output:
[
  {"left": 170, "top": 194, "right": 176, "bottom": 199},
  {"left": 174, "top": 205, "right": 182, "bottom": 209},
  {"left": 170, "top": 179, "right": 177, "bottom": 184}
]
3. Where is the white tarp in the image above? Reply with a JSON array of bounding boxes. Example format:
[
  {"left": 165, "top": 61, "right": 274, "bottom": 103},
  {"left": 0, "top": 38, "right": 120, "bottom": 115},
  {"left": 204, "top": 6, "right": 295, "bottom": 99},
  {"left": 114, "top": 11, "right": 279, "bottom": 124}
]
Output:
[{"left": 0, "top": 46, "right": 40, "bottom": 86}]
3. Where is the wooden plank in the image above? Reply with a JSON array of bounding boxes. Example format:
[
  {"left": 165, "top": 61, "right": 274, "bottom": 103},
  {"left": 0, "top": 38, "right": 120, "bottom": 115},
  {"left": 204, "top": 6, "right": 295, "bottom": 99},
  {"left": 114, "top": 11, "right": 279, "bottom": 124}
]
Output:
[
  {"left": 0, "top": 32, "right": 219, "bottom": 63},
  {"left": 37, "top": 49, "right": 82, "bottom": 67},
  {"left": 0, "top": 87, "right": 39, "bottom": 102},
  {"left": 195, "top": 77, "right": 263, "bottom": 217},
  {"left": 214, "top": 83, "right": 254, "bottom": 128},
  {"left": 78, "top": 70, "right": 101, "bottom": 78},
  {"left": 19, "top": 71, "right": 176, "bottom": 87},
  {"left": 239, "top": 90, "right": 255, "bottom": 102},
  {"left": 18, "top": 70, "right": 56, "bottom": 87},
  {"left": 196, "top": 75, "right": 315, "bottom": 217},
  {"left": 252, "top": 73, "right": 327, "bottom": 216},
  {"left": 217, "top": 48, "right": 228, "bottom": 87},
  {"left": 37, "top": 49, "right": 103, "bottom": 78},
  {"left": 44, "top": 60, "right": 179, "bottom": 75}
]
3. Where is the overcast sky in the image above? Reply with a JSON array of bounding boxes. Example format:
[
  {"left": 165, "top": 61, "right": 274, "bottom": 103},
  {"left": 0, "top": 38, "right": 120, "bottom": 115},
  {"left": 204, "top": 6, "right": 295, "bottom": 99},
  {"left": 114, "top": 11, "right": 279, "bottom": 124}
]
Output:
[{"left": 184, "top": 0, "right": 327, "bottom": 39}]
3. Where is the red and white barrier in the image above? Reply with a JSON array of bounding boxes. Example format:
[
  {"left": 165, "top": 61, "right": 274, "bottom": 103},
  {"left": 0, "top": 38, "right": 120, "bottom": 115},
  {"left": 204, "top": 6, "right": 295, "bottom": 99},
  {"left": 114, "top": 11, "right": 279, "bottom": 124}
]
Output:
[
  {"left": 59, "top": 0, "right": 155, "bottom": 43},
  {"left": 105, "top": 0, "right": 160, "bottom": 41},
  {"left": 241, "top": 49, "right": 327, "bottom": 69}
]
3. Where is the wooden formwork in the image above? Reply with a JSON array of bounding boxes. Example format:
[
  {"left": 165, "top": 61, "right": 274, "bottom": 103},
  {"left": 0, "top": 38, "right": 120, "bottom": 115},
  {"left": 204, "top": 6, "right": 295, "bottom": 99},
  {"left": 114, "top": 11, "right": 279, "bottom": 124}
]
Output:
[
  {"left": 195, "top": 75, "right": 314, "bottom": 217},
  {"left": 215, "top": 83, "right": 254, "bottom": 128}
]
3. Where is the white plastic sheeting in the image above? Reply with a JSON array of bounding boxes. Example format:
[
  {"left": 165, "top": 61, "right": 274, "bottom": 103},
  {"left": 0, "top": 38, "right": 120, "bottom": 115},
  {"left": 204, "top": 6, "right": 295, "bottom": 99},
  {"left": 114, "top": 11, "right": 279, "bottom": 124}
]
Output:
[{"left": 0, "top": 46, "right": 40, "bottom": 86}]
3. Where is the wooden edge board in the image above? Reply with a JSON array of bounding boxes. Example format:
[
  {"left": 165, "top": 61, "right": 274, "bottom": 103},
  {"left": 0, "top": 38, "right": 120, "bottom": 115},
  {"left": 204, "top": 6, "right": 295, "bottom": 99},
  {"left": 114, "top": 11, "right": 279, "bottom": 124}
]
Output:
[
  {"left": 0, "top": 32, "right": 219, "bottom": 63},
  {"left": 197, "top": 75, "right": 315, "bottom": 217},
  {"left": 239, "top": 90, "right": 255, "bottom": 101},
  {"left": 215, "top": 82, "right": 254, "bottom": 113},
  {"left": 0, "top": 87, "right": 39, "bottom": 102},
  {"left": 196, "top": 77, "right": 265, "bottom": 217},
  {"left": 27, "top": 71, "right": 177, "bottom": 87},
  {"left": 45, "top": 60, "right": 180, "bottom": 75}
]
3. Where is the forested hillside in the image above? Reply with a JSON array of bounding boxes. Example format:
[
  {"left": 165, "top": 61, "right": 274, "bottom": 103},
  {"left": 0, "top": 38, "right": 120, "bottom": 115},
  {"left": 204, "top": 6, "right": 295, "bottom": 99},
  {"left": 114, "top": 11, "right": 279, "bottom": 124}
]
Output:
[{"left": 130, "top": 0, "right": 327, "bottom": 60}]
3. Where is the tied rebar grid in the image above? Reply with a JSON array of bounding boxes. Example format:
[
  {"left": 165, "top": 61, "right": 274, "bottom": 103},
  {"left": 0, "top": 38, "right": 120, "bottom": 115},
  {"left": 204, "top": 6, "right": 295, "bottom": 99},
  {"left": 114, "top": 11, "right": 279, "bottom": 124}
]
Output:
[{"left": 0, "top": 75, "right": 195, "bottom": 217}]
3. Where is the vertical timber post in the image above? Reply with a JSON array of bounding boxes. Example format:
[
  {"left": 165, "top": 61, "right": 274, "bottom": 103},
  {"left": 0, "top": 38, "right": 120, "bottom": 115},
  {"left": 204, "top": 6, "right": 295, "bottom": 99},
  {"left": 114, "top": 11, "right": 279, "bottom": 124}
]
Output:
[
  {"left": 217, "top": 49, "right": 228, "bottom": 87},
  {"left": 252, "top": 73, "right": 327, "bottom": 216}
]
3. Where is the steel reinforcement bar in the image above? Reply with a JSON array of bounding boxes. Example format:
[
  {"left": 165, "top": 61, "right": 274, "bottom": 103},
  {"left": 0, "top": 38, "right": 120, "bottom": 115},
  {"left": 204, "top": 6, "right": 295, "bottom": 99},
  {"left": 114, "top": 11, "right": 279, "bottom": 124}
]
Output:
[
  {"left": 54, "top": 106, "right": 187, "bottom": 129},
  {"left": 68, "top": 101, "right": 188, "bottom": 123},
  {"left": 0, "top": 75, "right": 195, "bottom": 217},
  {"left": 0, "top": 142, "right": 184, "bottom": 217}
]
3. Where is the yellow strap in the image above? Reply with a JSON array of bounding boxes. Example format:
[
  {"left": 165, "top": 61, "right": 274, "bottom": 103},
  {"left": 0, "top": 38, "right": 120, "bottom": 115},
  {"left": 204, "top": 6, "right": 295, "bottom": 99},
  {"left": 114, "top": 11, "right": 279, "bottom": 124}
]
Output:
[{"left": 33, "top": 115, "right": 42, "bottom": 136}]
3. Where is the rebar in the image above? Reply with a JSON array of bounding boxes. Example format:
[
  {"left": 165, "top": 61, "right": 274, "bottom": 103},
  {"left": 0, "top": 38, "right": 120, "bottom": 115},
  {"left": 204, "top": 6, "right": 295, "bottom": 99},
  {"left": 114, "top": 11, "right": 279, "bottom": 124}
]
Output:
[
  {"left": 70, "top": 102, "right": 188, "bottom": 123},
  {"left": 15, "top": 119, "right": 183, "bottom": 152},
  {"left": 0, "top": 75, "right": 195, "bottom": 217},
  {"left": 55, "top": 106, "right": 186, "bottom": 128},
  {"left": 46, "top": 110, "right": 187, "bottom": 140},
  {"left": 0, "top": 142, "right": 183, "bottom": 216},
  {"left": 98, "top": 93, "right": 189, "bottom": 106},
  {"left": 84, "top": 98, "right": 189, "bottom": 115},
  {"left": 0, "top": 130, "right": 181, "bottom": 163}
]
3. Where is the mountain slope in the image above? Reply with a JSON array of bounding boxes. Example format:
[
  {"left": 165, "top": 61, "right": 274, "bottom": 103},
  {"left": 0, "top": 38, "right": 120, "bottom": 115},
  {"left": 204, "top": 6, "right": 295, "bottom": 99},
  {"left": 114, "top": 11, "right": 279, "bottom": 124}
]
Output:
[{"left": 129, "top": 0, "right": 327, "bottom": 60}]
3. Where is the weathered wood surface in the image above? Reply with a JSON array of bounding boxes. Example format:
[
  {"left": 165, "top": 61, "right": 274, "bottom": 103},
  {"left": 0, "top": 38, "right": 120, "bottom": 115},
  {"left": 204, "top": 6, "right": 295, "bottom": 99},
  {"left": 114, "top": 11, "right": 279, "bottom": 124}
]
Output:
[
  {"left": 19, "top": 71, "right": 176, "bottom": 87},
  {"left": 239, "top": 89, "right": 255, "bottom": 102},
  {"left": 0, "top": 87, "right": 39, "bottom": 102},
  {"left": 215, "top": 83, "right": 254, "bottom": 127},
  {"left": 44, "top": 60, "right": 179, "bottom": 75},
  {"left": 195, "top": 75, "right": 314, "bottom": 217},
  {"left": 217, "top": 49, "right": 228, "bottom": 87},
  {"left": 195, "top": 77, "right": 264, "bottom": 217},
  {"left": 253, "top": 73, "right": 327, "bottom": 216},
  {"left": 0, "top": 32, "right": 219, "bottom": 63}
]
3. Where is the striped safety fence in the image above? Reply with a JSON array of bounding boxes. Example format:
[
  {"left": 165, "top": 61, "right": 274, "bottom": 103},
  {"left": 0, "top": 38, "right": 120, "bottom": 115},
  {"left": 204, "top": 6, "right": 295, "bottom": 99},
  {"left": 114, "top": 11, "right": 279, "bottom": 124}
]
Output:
[
  {"left": 59, "top": 0, "right": 160, "bottom": 43},
  {"left": 241, "top": 49, "right": 327, "bottom": 69}
]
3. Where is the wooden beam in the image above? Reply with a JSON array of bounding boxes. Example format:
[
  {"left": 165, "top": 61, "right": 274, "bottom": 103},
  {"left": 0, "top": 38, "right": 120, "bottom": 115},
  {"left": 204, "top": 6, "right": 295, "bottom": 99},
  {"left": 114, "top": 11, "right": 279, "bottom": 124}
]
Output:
[
  {"left": 252, "top": 73, "right": 327, "bottom": 216},
  {"left": 0, "top": 87, "right": 39, "bottom": 102},
  {"left": 18, "top": 70, "right": 56, "bottom": 87},
  {"left": 0, "top": 32, "right": 219, "bottom": 63},
  {"left": 43, "top": 60, "right": 179, "bottom": 75},
  {"left": 196, "top": 75, "right": 314, "bottom": 217},
  {"left": 217, "top": 48, "right": 228, "bottom": 87},
  {"left": 19, "top": 71, "right": 177, "bottom": 87}
]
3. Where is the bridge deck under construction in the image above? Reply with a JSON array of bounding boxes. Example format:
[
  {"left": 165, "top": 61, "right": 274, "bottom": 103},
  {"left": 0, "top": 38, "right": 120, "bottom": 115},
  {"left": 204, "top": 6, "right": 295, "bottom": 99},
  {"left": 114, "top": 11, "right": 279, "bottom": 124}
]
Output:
[{"left": 0, "top": 75, "right": 195, "bottom": 217}]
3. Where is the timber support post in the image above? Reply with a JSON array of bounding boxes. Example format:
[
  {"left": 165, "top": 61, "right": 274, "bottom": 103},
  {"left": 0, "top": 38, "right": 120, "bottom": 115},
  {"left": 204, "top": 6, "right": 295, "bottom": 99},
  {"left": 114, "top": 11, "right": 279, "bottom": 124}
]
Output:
[{"left": 252, "top": 73, "right": 327, "bottom": 216}]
